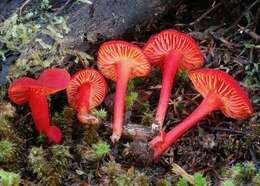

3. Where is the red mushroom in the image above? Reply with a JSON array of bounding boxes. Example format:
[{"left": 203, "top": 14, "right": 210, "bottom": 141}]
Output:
[
  {"left": 147, "top": 69, "right": 254, "bottom": 159},
  {"left": 66, "top": 68, "right": 107, "bottom": 124},
  {"left": 97, "top": 40, "right": 151, "bottom": 143},
  {"left": 8, "top": 68, "right": 71, "bottom": 144},
  {"left": 143, "top": 29, "right": 204, "bottom": 138}
]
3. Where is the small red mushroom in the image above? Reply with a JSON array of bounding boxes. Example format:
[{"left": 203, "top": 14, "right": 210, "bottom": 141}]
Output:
[
  {"left": 143, "top": 29, "right": 204, "bottom": 138},
  {"left": 97, "top": 40, "right": 151, "bottom": 143},
  {"left": 66, "top": 68, "right": 107, "bottom": 124},
  {"left": 147, "top": 69, "right": 254, "bottom": 159},
  {"left": 8, "top": 68, "right": 71, "bottom": 144}
]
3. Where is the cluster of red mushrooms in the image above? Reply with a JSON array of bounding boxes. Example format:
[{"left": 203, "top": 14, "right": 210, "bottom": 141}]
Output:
[{"left": 8, "top": 29, "right": 254, "bottom": 160}]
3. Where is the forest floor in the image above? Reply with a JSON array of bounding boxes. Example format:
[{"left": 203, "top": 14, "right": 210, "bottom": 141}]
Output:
[{"left": 0, "top": 0, "right": 259, "bottom": 185}]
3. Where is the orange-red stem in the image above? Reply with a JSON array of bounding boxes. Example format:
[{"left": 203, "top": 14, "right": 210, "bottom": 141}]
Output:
[
  {"left": 155, "top": 51, "right": 182, "bottom": 130},
  {"left": 150, "top": 92, "right": 222, "bottom": 159},
  {"left": 28, "top": 92, "right": 62, "bottom": 144},
  {"left": 111, "top": 63, "right": 130, "bottom": 143},
  {"left": 77, "top": 83, "right": 91, "bottom": 123}
]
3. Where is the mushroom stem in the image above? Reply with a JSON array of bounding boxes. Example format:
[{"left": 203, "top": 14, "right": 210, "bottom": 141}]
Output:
[
  {"left": 111, "top": 62, "right": 130, "bottom": 143},
  {"left": 28, "top": 92, "right": 62, "bottom": 144},
  {"left": 150, "top": 91, "right": 222, "bottom": 159},
  {"left": 77, "top": 83, "right": 92, "bottom": 123},
  {"left": 154, "top": 52, "right": 182, "bottom": 133}
]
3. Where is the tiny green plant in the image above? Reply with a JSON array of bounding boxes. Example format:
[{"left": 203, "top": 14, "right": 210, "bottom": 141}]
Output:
[
  {"left": 193, "top": 173, "right": 208, "bottom": 186},
  {"left": 176, "top": 178, "right": 188, "bottom": 186},
  {"left": 36, "top": 133, "right": 47, "bottom": 143},
  {"left": 176, "top": 70, "right": 189, "bottom": 81},
  {"left": 92, "top": 141, "right": 110, "bottom": 159},
  {"left": 91, "top": 108, "right": 107, "bottom": 121},
  {"left": 0, "top": 140, "right": 15, "bottom": 162},
  {"left": 244, "top": 61, "right": 260, "bottom": 88},
  {"left": 221, "top": 180, "right": 235, "bottom": 186},
  {"left": 172, "top": 163, "right": 209, "bottom": 186},
  {"left": 244, "top": 42, "right": 255, "bottom": 49},
  {"left": 0, "top": 169, "right": 20, "bottom": 186},
  {"left": 40, "top": 0, "right": 51, "bottom": 10},
  {"left": 125, "top": 92, "right": 139, "bottom": 110},
  {"left": 221, "top": 162, "right": 260, "bottom": 186}
]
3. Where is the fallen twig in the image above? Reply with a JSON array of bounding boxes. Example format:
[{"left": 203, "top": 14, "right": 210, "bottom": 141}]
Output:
[
  {"left": 238, "top": 25, "right": 260, "bottom": 41},
  {"left": 202, "top": 126, "right": 247, "bottom": 136},
  {"left": 189, "top": 1, "right": 223, "bottom": 26},
  {"left": 103, "top": 122, "right": 153, "bottom": 140},
  {"left": 224, "top": 0, "right": 260, "bottom": 34},
  {"left": 209, "top": 31, "right": 242, "bottom": 49}
]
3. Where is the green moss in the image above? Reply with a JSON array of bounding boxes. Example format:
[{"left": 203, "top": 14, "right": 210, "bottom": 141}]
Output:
[
  {"left": 28, "top": 146, "right": 65, "bottom": 185},
  {"left": 0, "top": 103, "right": 23, "bottom": 143},
  {"left": 231, "top": 162, "right": 255, "bottom": 183},
  {"left": 50, "top": 145, "right": 71, "bottom": 171},
  {"left": 0, "top": 169, "right": 20, "bottom": 186},
  {"left": 221, "top": 162, "right": 259, "bottom": 185},
  {"left": 133, "top": 175, "right": 149, "bottom": 186},
  {"left": 0, "top": 140, "right": 15, "bottom": 163},
  {"left": 176, "top": 178, "right": 188, "bottom": 186},
  {"left": 125, "top": 92, "right": 139, "bottom": 110},
  {"left": 221, "top": 180, "right": 235, "bottom": 186},
  {"left": 28, "top": 147, "right": 50, "bottom": 178},
  {"left": 193, "top": 173, "right": 208, "bottom": 186},
  {"left": 115, "top": 176, "right": 131, "bottom": 186},
  {"left": 253, "top": 173, "right": 260, "bottom": 185},
  {"left": 1, "top": 8, "right": 72, "bottom": 80},
  {"left": 0, "top": 13, "right": 40, "bottom": 53},
  {"left": 156, "top": 179, "right": 171, "bottom": 186},
  {"left": 100, "top": 162, "right": 149, "bottom": 186},
  {"left": 91, "top": 108, "right": 107, "bottom": 122},
  {"left": 101, "top": 161, "right": 122, "bottom": 177},
  {"left": 52, "top": 107, "right": 75, "bottom": 142},
  {"left": 81, "top": 126, "right": 101, "bottom": 146}
]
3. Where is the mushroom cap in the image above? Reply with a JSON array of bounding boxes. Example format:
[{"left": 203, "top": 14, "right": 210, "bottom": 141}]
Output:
[
  {"left": 188, "top": 69, "right": 253, "bottom": 120},
  {"left": 143, "top": 29, "right": 204, "bottom": 70},
  {"left": 97, "top": 40, "right": 151, "bottom": 81},
  {"left": 66, "top": 68, "right": 107, "bottom": 110},
  {"left": 8, "top": 68, "right": 71, "bottom": 104}
]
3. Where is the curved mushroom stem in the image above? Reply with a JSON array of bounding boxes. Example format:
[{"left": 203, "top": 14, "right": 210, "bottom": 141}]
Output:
[
  {"left": 77, "top": 83, "right": 98, "bottom": 124},
  {"left": 28, "top": 92, "right": 62, "bottom": 144},
  {"left": 150, "top": 91, "right": 222, "bottom": 159},
  {"left": 153, "top": 51, "right": 182, "bottom": 139},
  {"left": 111, "top": 62, "right": 130, "bottom": 143}
]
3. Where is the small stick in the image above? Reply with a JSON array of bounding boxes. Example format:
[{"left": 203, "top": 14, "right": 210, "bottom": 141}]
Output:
[
  {"left": 224, "top": 0, "right": 259, "bottom": 34},
  {"left": 103, "top": 122, "right": 153, "bottom": 140},
  {"left": 189, "top": 2, "right": 223, "bottom": 26},
  {"left": 202, "top": 126, "right": 246, "bottom": 135},
  {"left": 19, "top": 0, "right": 32, "bottom": 15},
  {"left": 238, "top": 25, "right": 260, "bottom": 41}
]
